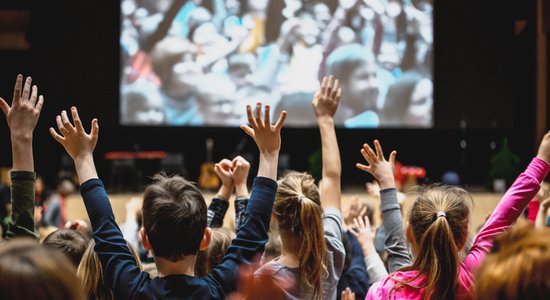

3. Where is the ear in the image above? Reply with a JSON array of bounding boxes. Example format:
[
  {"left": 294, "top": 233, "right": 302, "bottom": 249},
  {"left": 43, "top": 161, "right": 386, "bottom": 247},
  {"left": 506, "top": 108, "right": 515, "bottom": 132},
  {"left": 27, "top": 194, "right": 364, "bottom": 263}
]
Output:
[
  {"left": 199, "top": 227, "right": 212, "bottom": 251},
  {"left": 140, "top": 227, "right": 153, "bottom": 251}
]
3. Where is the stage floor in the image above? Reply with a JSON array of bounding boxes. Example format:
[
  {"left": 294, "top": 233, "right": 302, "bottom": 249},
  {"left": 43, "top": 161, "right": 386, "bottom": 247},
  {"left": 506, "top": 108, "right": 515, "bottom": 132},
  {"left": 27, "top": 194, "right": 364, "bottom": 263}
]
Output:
[{"left": 66, "top": 189, "right": 507, "bottom": 236}]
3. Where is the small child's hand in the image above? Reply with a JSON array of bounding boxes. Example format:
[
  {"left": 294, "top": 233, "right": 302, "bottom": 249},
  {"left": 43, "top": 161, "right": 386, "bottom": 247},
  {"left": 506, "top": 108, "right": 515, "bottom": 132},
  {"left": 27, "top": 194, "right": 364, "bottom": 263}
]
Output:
[
  {"left": 50, "top": 106, "right": 99, "bottom": 162},
  {"left": 537, "top": 131, "right": 550, "bottom": 164},
  {"left": 0, "top": 75, "right": 44, "bottom": 138},
  {"left": 240, "top": 102, "right": 286, "bottom": 156},
  {"left": 312, "top": 75, "right": 341, "bottom": 119},
  {"left": 349, "top": 216, "right": 376, "bottom": 255},
  {"left": 356, "top": 140, "right": 396, "bottom": 190},
  {"left": 215, "top": 159, "right": 234, "bottom": 188},
  {"left": 232, "top": 156, "right": 250, "bottom": 195}
]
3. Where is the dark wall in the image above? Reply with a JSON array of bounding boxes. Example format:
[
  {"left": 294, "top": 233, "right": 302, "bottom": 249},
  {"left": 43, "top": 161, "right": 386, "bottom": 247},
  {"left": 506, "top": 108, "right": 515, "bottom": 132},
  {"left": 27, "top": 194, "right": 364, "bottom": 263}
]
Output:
[{"left": 0, "top": 0, "right": 539, "bottom": 191}]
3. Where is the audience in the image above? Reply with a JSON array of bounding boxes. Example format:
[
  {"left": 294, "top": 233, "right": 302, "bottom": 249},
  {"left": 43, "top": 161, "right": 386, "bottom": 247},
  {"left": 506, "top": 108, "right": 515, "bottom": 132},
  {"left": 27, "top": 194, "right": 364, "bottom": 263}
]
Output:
[{"left": 2, "top": 71, "right": 550, "bottom": 300}]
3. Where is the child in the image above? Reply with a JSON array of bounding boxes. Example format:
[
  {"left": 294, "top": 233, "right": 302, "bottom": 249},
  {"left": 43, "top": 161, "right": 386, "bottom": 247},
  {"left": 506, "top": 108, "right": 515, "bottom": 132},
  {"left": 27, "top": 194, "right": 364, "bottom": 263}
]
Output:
[
  {"left": 360, "top": 132, "right": 550, "bottom": 299},
  {"left": 254, "top": 76, "right": 345, "bottom": 299},
  {"left": 49, "top": 103, "right": 286, "bottom": 299}
]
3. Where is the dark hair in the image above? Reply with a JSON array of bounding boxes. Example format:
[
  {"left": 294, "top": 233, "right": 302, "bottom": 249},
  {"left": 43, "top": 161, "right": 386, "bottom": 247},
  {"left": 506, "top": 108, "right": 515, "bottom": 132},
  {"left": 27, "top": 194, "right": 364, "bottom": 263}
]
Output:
[
  {"left": 43, "top": 229, "right": 89, "bottom": 267},
  {"left": 142, "top": 173, "right": 207, "bottom": 261},
  {"left": 0, "top": 238, "right": 85, "bottom": 300}
]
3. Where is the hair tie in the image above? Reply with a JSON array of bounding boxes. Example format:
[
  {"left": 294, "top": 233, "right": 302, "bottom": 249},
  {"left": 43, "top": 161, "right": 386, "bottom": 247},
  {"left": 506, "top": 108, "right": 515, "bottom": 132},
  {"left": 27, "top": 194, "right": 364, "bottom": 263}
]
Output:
[
  {"left": 436, "top": 211, "right": 447, "bottom": 218},
  {"left": 297, "top": 194, "right": 304, "bottom": 203}
]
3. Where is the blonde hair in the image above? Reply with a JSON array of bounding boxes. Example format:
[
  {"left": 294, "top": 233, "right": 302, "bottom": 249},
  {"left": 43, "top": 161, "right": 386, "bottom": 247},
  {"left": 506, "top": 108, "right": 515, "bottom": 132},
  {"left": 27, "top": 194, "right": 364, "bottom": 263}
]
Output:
[
  {"left": 475, "top": 220, "right": 550, "bottom": 300},
  {"left": 275, "top": 171, "right": 327, "bottom": 300},
  {"left": 77, "top": 240, "right": 141, "bottom": 300},
  {"left": 396, "top": 184, "right": 472, "bottom": 300},
  {"left": 195, "top": 227, "right": 235, "bottom": 277}
]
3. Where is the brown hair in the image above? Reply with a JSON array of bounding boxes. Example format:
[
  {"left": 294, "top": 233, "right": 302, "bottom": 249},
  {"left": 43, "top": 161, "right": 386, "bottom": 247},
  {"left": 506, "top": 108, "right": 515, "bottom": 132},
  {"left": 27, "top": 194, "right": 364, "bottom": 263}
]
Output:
[
  {"left": 195, "top": 227, "right": 235, "bottom": 277},
  {"left": 142, "top": 173, "right": 207, "bottom": 261},
  {"left": 396, "top": 184, "right": 472, "bottom": 300},
  {"left": 0, "top": 238, "right": 85, "bottom": 300},
  {"left": 43, "top": 228, "right": 89, "bottom": 267},
  {"left": 77, "top": 239, "right": 141, "bottom": 300},
  {"left": 475, "top": 221, "right": 550, "bottom": 300},
  {"left": 275, "top": 171, "right": 328, "bottom": 300}
]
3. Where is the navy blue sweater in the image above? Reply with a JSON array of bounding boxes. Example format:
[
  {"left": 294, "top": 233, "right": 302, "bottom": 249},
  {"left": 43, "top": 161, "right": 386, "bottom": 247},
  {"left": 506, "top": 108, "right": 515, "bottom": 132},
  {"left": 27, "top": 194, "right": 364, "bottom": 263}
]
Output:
[{"left": 80, "top": 177, "right": 277, "bottom": 300}]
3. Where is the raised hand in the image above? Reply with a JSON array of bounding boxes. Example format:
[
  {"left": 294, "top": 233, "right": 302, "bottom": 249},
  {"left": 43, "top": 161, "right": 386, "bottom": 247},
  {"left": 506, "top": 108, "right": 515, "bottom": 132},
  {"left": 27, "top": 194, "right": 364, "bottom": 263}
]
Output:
[
  {"left": 215, "top": 158, "right": 234, "bottom": 200},
  {"left": 312, "top": 75, "right": 341, "bottom": 118},
  {"left": 232, "top": 156, "right": 250, "bottom": 197},
  {"left": 240, "top": 102, "right": 286, "bottom": 156},
  {"left": 343, "top": 196, "right": 367, "bottom": 231},
  {"left": 356, "top": 140, "right": 396, "bottom": 190},
  {"left": 349, "top": 216, "right": 377, "bottom": 256},
  {"left": 341, "top": 287, "right": 356, "bottom": 300},
  {"left": 0, "top": 75, "right": 44, "bottom": 139},
  {"left": 50, "top": 107, "right": 99, "bottom": 161},
  {"left": 537, "top": 131, "right": 550, "bottom": 164}
]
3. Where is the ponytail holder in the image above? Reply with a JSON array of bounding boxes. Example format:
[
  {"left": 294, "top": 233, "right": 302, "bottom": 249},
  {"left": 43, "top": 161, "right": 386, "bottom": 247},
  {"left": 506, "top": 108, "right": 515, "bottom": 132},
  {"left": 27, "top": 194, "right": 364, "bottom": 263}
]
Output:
[
  {"left": 436, "top": 211, "right": 447, "bottom": 218},
  {"left": 297, "top": 194, "right": 304, "bottom": 203}
]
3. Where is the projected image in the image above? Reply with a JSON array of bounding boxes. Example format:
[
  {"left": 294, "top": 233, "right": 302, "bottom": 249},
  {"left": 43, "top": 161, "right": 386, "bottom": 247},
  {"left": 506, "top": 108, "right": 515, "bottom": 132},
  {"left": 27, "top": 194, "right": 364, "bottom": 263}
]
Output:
[{"left": 120, "top": 0, "right": 433, "bottom": 127}]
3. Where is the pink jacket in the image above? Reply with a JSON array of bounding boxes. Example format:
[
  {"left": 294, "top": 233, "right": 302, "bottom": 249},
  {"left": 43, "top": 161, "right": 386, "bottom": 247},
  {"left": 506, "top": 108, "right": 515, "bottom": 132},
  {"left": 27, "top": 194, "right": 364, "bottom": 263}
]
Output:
[{"left": 366, "top": 157, "right": 550, "bottom": 300}]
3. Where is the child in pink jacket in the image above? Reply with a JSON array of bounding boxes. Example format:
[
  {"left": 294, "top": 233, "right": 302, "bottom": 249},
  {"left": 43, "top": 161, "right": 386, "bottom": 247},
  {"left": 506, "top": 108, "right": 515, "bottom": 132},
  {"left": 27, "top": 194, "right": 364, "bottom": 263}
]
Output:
[{"left": 365, "top": 131, "right": 550, "bottom": 300}]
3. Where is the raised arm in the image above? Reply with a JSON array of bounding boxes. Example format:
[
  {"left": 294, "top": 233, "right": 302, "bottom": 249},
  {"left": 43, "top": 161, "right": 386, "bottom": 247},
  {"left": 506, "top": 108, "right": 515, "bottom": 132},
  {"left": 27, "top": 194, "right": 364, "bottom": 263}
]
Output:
[
  {"left": 1, "top": 74, "right": 43, "bottom": 239},
  {"left": 464, "top": 131, "right": 550, "bottom": 275},
  {"left": 49, "top": 106, "right": 99, "bottom": 184},
  {"left": 208, "top": 159, "right": 234, "bottom": 228},
  {"left": 356, "top": 140, "right": 412, "bottom": 271},
  {"left": 349, "top": 216, "right": 388, "bottom": 283},
  {"left": 232, "top": 156, "right": 250, "bottom": 231},
  {"left": 313, "top": 75, "right": 342, "bottom": 210}
]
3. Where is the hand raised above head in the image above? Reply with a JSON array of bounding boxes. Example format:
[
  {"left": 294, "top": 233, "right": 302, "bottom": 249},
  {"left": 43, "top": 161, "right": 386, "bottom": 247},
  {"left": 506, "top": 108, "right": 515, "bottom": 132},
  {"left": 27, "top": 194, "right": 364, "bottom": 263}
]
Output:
[
  {"left": 49, "top": 106, "right": 99, "bottom": 162},
  {"left": 0, "top": 74, "right": 44, "bottom": 138},
  {"left": 232, "top": 156, "right": 250, "bottom": 187},
  {"left": 215, "top": 158, "right": 234, "bottom": 187},
  {"left": 537, "top": 131, "right": 550, "bottom": 164},
  {"left": 240, "top": 102, "right": 286, "bottom": 156},
  {"left": 356, "top": 140, "right": 396, "bottom": 189},
  {"left": 312, "top": 75, "right": 341, "bottom": 118}
]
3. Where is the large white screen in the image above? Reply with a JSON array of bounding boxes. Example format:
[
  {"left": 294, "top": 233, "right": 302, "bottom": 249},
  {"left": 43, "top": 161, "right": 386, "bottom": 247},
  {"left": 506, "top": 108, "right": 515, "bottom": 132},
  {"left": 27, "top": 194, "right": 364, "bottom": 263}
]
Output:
[{"left": 120, "top": 0, "right": 433, "bottom": 128}]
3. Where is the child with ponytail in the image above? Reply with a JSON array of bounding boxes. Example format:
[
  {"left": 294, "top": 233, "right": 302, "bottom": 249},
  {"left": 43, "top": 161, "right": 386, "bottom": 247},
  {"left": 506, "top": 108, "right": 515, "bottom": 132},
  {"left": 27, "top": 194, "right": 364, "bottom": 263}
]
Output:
[
  {"left": 254, "top": 76, "right": 346, "bottom": 299},
  {"left": 357, "top": 132, "right": 550, "bottom": 300}
]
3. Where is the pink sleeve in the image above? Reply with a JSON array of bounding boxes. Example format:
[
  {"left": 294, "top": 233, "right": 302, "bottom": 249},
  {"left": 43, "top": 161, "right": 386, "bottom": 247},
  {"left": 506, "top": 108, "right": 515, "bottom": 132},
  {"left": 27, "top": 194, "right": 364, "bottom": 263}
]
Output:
[{"left": 462, "top": 157, "right": 550, "bottom": 275}]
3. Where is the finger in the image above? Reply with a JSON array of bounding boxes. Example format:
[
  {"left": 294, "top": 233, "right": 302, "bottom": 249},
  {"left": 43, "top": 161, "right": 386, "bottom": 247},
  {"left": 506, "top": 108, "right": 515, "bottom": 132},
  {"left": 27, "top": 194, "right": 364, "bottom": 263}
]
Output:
[
  {"left": 0, "top": 97, "right": 9, "bottom": 116},
  {"left": 274, "top": 111, "right": 287, "bottom": 130},
  {"left": 320, "top": 76, "right": 328, "bottom": 96},
  {"left": 325, "top": 75, "right": 333, "bottom": 98},
  {"left": 240, "top": 124, "right": 255, "bottom": 139},
  {"left": 349, "top": 225, "right": 359, "bottom": 238},
  {"left": 360, "top": 148, "right": 375, "bottom": 167},
  {"left": 49, "top": 127, "right": 65, "bottom": 143},
  {"left": 356, "top": 162, "right": 370, "bottom": 173},
  {"left": 35, "top": 95, "right": 44, "bottom": 113},
  {"left": 353, "top": 218, "right": 361, "bottom": 230},
  {"left": 331, "top": 79, "right": 340, "bottom": 100},
  {"left": 264, "top": 104, "right": 271, "bottom": 127},
  {"left": 71, "top": 107, "right": 84, "bottom": 132},
  {"left": 357, "top": 216, "right": 365, "bottom": 228},
  {"left": 61, "top": 110, "right": 75, "bottom": 132},
  {"left": 245, "top": 105, "right": 258, "bottom": 128},
  {"left": 336, "top": 88, "right": 342, "bottom": 103},
  {"left": 254, "top": 102, "right": 262, "bottom": 124},
  {"left": 364, "top": 216, "right": 371, "bottom": 230},
  {"left": 389, "top": 150, "right": 397, "bottom": 166},
  {"left": 358, "top": 205, "right": 367, "bottom": 218},
  {"left": 56, "top": 115, "right": 67, "bottom": 134},
  {"left": 364, "top": 143, "right": 377, "bottom": 161},
  {"left": 374, "top": 139, "right": 384, "bottom": 160},
  {"left": 12, "top": 74, "right": 23, "bottom": 104},
  {"left": 22, "top": 76, "right": 32, "bottom": 102},
  {"left": 219, "top": 158, "right": 233, "bottom": 169},
  {"left": 90, "top": 119, "right": 99, "bottom": 144},
  {"left": 29, "top": 85, "right": 38, "bottom": 106}
]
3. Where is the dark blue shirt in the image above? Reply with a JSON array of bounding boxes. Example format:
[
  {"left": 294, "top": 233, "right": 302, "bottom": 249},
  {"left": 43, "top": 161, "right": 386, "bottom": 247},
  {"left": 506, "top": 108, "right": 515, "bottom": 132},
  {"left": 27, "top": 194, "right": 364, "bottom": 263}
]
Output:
[{"left": 80, "top": 176, "right": 277, "bottom": 300}]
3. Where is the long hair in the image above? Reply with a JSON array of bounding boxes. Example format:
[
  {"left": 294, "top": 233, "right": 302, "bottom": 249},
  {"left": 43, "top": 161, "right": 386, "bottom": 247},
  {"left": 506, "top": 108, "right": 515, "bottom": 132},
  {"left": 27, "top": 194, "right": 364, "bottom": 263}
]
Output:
[
  {"left": 275, "top": 171, "right": 327, "bottom": 300},
  {"left": 395, "top": 184, "right": 472, "bottom": 300},
  {"left": 475, "top": 220, "right": 550, "bottom": 300}
]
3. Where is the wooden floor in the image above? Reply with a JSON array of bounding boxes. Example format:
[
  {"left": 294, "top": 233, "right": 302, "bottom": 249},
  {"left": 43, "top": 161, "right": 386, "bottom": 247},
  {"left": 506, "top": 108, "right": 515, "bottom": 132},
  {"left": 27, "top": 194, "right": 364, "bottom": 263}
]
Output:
[{"left": 66, "top": 189, "right": 506, "bottom": 236}]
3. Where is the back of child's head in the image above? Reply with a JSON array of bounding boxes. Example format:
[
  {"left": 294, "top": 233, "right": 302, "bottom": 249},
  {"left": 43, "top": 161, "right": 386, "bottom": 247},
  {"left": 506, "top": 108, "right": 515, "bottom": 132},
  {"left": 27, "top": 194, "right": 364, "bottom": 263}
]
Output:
[
  {"left": 401, "top": 184, "right": 472, "bottom": 300},
  {"left": 275, "top": 171, "right": 327, "bottom": 299},
  {"left": 77, "top": 240, "right": 114, "bottom": 300},
  {"left": 195, "top": 227, "right": 235, "bottom": 277},
  {"left": 142, "top": 173, "right": 207, "bottom": 261},
  {"left": 475, "top": 221, "right": 550, "bottom": 300},
  {"left": 0, "top": 238, "right": 84, "bottom": 300},
  {"left": 43, "top": 228, "right": 89, "bottom": 267}
]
